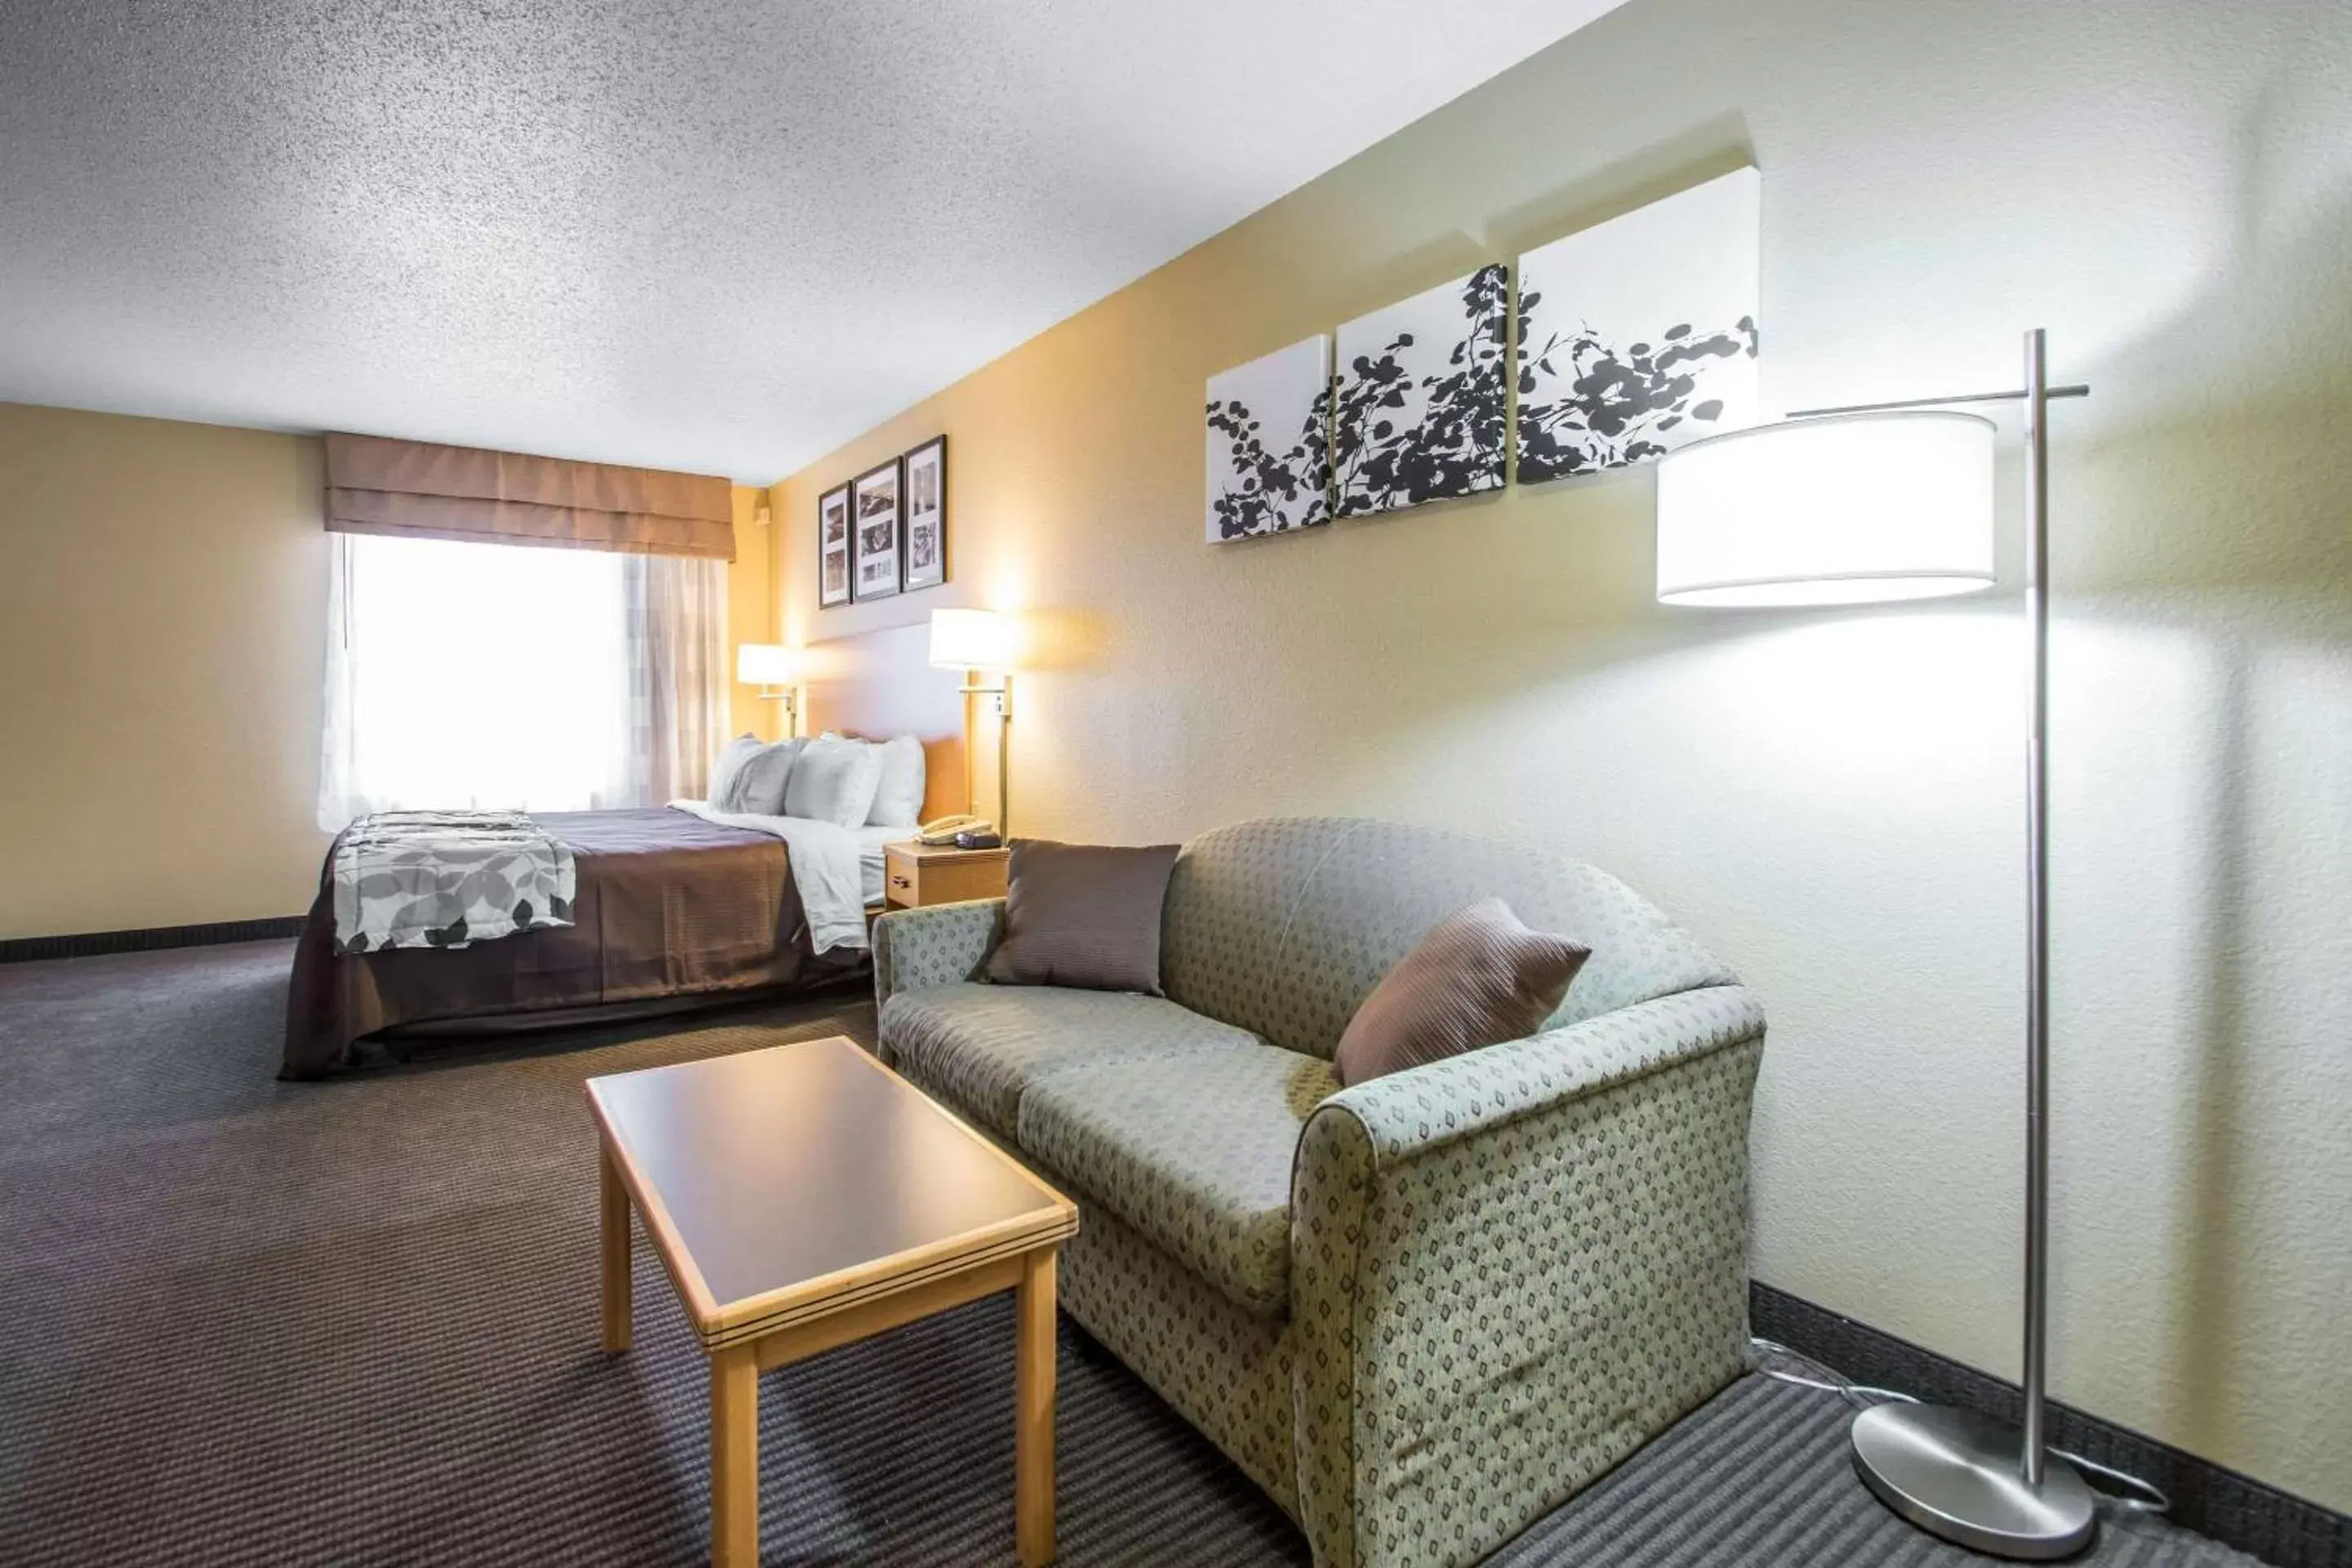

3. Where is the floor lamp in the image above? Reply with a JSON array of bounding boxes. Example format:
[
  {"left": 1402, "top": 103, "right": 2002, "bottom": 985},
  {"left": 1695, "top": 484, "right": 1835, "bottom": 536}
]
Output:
[{"left": 1655, "top": 330, "right": 2097, "bottom": 1560}]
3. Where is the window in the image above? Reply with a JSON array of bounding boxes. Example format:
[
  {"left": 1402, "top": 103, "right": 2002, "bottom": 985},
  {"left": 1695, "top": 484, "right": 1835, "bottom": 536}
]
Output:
[{"left": 319, "top": 533, "right": 725, "bottom": 829}]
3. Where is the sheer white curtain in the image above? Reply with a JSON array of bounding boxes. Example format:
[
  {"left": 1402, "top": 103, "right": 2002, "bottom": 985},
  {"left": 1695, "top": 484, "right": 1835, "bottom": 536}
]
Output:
[
  {"left": 619, "top": 550, "right": 728, "bottom": 807},
  {"left": 318, "top": 534, "right": 727, "bottom": 830}
]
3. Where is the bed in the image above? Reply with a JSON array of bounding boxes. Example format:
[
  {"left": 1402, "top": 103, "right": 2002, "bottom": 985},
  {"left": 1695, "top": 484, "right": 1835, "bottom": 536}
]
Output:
[
  {"left": 282, "top": 626, "right": 969, "bottom": 1080},
  {"left": 280, "top": 813, "right": 934, "bottom": 1079},
  {"left": 279, "top": 807, "right": 854, "bottom": 1077}
]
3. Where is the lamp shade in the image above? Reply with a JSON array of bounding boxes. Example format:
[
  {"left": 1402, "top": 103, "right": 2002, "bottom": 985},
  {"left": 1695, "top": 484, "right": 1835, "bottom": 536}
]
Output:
[
  {"left": 1655, "top": 412, "right": 1997, "bottom": 607},
  {"left": 736, "top": 643, "right": 798, "bottom": 685},
  {"left": 929, "top": 608, "right": 1013, "bottom": 670}
]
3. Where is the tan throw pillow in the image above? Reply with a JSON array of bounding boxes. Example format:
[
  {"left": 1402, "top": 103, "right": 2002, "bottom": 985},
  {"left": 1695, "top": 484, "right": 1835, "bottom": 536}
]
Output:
[
  {"left": 1331, "top": 898, "right": 1591, "bottom": 1087},
  {"left": 986, "top": 839, "right": 1182, "bottom": 994}
]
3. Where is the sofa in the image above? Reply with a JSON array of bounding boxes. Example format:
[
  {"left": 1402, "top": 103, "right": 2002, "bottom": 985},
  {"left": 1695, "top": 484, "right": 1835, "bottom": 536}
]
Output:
[{"left": 870, "top": 817, "right": 1766, "bottom": 1568}]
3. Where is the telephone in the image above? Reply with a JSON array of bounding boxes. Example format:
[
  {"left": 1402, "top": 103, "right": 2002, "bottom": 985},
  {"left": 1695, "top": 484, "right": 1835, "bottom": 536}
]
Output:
[{"left": 916, "top": 814, "right": 997, "bottom": 847}]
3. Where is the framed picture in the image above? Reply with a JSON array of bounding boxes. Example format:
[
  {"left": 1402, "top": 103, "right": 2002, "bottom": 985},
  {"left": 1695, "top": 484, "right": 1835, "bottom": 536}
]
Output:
[
  {"left": 900, "top": 435, "right": 948, "bottom": 590},
  {"left": 850, "top": 458, "right": 902, "bottom": 601},
  {"left": 817, "top": 483, "right": 853, "bottom": 608},
  {"left": 1333, "top": 263, "right": 1509, "bottom": 518},
  {"left": 1515, "top": 167, "right": 1760, "bottom": 481},
  {"left": 1205, "top": 335, "right": 1330, "bottom": 543}
]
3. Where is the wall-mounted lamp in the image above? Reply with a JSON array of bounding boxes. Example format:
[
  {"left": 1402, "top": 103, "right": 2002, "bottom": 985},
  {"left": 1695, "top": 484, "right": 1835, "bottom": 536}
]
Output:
[
  {"left": 736, "top": 643, "right": 800, "bottom": 737},
  {"left": 928, "top": 608, "right": 1014, "bottom": 831}
]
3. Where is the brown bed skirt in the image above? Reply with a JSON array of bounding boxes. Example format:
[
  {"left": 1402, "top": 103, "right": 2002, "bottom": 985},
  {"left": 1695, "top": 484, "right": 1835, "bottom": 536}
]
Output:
[{"left": 282, "top": 808, "right": 865, "bottom": 1079}]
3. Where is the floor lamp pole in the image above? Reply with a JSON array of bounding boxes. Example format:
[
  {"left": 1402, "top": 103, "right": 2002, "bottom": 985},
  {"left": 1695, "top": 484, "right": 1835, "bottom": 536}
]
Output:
[
  {"left": 2020, "top": 327, "right": 2053, "bottom": 1490},
  {"left": 1806, "top": 330, "right": 2099, "bottom": 1560}
]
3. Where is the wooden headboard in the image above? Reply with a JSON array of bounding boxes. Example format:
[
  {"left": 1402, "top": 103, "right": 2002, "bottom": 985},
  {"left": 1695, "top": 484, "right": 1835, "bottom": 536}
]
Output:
[{"left": 802, "top": 621, "right": 968, "bottom": 822}]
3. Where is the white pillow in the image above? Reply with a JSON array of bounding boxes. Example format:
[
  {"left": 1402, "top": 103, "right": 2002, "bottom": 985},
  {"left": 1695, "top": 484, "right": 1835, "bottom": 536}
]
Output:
[
  {"left": 710, "top": 735, "right": 802, "bottom": 814},
  {"left": 707, "top": 735, "right": 764, "bottom": 811},
  {"left": 866, "top": 734, "right": 927, "bottom": 826},
  {"left": 743, "top": 737, "right": 808, "bottom": 808},
  {"left": 783, "top": 736, "right": 887, "bottom": 828}
]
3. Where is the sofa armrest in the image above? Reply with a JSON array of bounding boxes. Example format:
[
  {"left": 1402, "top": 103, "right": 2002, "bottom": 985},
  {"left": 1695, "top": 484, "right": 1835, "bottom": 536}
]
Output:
[
  {"left": 871, "top": 898, "right": 1005, "bottom": 1010},
  {"left": 1319, "top": 983, "right": 1765, "bottom": 1160},
  {"left": 1289, "top": 984, "right": 1766, "bottom": 1568}
]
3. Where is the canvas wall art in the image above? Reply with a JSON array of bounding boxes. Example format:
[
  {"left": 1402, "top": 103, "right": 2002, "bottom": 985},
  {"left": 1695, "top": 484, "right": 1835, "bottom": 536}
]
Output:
[
  {"left": 1515, "top": 167, "right": 1760, "bottom": 483},
  {"left": 901, "top": 435, "right": 948, "bottom": 590},
  {"left": 851, "top": 458, "right": 901, "bottom": 601},
  {"left": 1204, "top": 335, "right": 1330, "bottom": 542},
  {"left": 817, "top": 482, "right": 852, "bottom": 608},
  {"left": 1333, "top": 263, "right": 1509, "bottom": 518}
]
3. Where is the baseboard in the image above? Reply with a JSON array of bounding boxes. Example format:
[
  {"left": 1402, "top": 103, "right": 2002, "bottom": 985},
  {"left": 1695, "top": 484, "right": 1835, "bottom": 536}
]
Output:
[
  {"left": 1753, "top": 1281, "right": 2350, "bottom": 1568},
  {"left": 0, "top": 915, "right": 307, "bottom": 965}
]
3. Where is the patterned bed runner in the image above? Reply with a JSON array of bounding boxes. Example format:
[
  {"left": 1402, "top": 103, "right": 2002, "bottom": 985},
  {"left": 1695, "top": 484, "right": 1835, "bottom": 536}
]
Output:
[{"left": 329, "top": 809, "right": 577, "bottom": 955}]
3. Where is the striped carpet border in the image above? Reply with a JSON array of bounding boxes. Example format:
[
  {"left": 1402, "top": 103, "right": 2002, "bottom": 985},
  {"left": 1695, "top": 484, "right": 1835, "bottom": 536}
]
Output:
[
  {"left": 0, "top": 914, "right": 306, "bottom": 964},
  {"left": 1754, "top": 1283, "right": 2349, "bottom": 1568}
]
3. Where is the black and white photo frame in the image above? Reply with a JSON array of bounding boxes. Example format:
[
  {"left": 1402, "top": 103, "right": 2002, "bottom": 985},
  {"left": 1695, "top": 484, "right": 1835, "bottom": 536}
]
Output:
[
  {"left": 817, "top": 482, "right": 853, "bottom": 608},
  {"left": 850, "top": 458, "right": 902, "bottom": 602},
  {"left": 900, "top": 435, "right": 947, "bottom": 591}
]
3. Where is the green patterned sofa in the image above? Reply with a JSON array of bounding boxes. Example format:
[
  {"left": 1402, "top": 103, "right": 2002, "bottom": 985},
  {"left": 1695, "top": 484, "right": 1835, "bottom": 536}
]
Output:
[{"left": 871, "top": 817, "right": 1764, "bottom": 1568}]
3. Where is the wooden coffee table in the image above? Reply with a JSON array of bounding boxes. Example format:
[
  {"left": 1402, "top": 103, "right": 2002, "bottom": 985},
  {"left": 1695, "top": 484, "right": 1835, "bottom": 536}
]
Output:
[{"left": 586, "top": 1035, "right": 1080, "bottom": 1567}]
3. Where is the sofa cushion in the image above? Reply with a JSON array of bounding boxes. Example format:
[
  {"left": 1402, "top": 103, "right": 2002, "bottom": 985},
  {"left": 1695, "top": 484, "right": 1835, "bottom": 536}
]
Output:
[
  {"left": 1160, "top": 817, "right": 1736, "bottom": 1059},
  {"left": 1018, "top": 1045, "right": 1339, "bottom": 1320},
  {"left": 879, "top": 982, "right": 1263, "bottom": 1138},
  {"left": 987, "top": 839, "right": 1181, "bottom": 993},
  {"left": 1332, "top": 898, "right": 1591, "bottom": 1086}
]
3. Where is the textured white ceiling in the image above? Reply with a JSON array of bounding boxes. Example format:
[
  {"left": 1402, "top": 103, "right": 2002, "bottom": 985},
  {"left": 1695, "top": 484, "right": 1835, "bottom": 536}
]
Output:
[{"left": 0, "top": 2, "right": 1630, "bottom": 481}]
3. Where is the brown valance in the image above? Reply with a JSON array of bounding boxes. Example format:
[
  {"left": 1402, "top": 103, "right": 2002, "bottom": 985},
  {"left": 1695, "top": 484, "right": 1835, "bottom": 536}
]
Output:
[{"left": 324, "top": 433, "right": 735, "bottom": 560}]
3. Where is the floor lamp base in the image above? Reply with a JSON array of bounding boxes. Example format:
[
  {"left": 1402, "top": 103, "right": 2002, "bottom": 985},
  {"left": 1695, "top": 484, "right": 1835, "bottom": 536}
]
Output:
[{"left": 1851, "top": 1402, "right": 2098, "bottom": 1561}]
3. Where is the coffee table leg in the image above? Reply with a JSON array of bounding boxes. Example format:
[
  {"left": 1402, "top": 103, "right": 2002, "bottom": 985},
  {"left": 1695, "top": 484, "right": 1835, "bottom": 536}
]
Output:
[
  {"left": 1015, "top": 1246, "right": 1058, "bottom": 1567},
  {"left": 710, "top": 1344, "right": 759, "bottom": 1568},
  {"left": 599, "top": 1141, "right": 632, "bottom": 1352}
]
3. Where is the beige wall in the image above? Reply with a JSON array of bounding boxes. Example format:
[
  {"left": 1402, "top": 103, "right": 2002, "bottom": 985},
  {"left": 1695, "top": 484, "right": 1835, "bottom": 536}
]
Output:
[
  {"left": 1, "top": 405, "right": 777, "bottom": 938},
  {"left": 1, "top": 404, "right": 332, "bottom": 937},
  {"left": 776, "top": 0, "right": 2352, "bottom": 1508}
]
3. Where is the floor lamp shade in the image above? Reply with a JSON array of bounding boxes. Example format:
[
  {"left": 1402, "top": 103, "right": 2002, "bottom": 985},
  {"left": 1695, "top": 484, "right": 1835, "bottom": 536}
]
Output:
[{"left": 1655, "top": 412, "right": 1998, "bottom": 607}]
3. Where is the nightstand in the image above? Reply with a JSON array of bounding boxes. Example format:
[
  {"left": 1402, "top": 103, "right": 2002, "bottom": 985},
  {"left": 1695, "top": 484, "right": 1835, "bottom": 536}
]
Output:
[{"left": 883, "top": 840, "right": 1011, "bottom": 909}]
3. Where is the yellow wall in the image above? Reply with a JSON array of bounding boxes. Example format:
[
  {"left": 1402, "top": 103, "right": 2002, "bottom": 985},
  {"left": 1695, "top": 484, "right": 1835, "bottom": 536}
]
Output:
[
  {"left": 724, "top": 483, "right": 782, "bottom": 740},
  {"left": 1, "top": 405, "right": 776, "bottom": 938},
  {"left": 775, "top": 0, "right": 2352, "bottom": 1508},
  {"left": 0, "top": 404, "right": 332, "bottom": 938}
]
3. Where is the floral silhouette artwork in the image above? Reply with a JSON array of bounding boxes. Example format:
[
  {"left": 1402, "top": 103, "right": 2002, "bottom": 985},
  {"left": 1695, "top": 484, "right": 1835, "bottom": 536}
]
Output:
[
  {"left": 1515, "top": 167, "right": 1761, "bottom": 483},
  {"left": 1205, "top": 335, "right": 1331, "bottom": 542},
  {"left": 1334, "top": 264, "right": 1509, "bottom": 517}
]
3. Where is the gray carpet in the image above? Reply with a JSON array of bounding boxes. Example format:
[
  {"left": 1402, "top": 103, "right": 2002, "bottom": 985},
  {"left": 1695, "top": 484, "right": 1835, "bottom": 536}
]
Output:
[{"left": 0, "top": 942, "right": 2260, "bottom": 1566}]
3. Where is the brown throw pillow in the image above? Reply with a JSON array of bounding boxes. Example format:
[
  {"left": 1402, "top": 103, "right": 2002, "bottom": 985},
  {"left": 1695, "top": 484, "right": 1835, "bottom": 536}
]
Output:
[
  {"left": 1331, "top": 898, "right": 1591, "bottom": 1087},
  {"left": 986, "top": 839, "right": 1182, "bottom": 994}
]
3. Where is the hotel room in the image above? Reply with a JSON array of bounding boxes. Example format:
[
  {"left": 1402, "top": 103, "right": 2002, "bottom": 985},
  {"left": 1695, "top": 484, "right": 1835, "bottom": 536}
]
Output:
[{"left": 1, "top": 2, "right": 2345, "bottom": 1565}]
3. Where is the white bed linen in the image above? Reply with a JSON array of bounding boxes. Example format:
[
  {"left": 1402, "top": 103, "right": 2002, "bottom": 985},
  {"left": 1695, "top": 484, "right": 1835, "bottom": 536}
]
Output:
[
  {"left": 854, "top": 824, "right": 905, "bottom": 908},
  {"left": 667, "top": 801, "right": 869, "bottom": 954}
]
